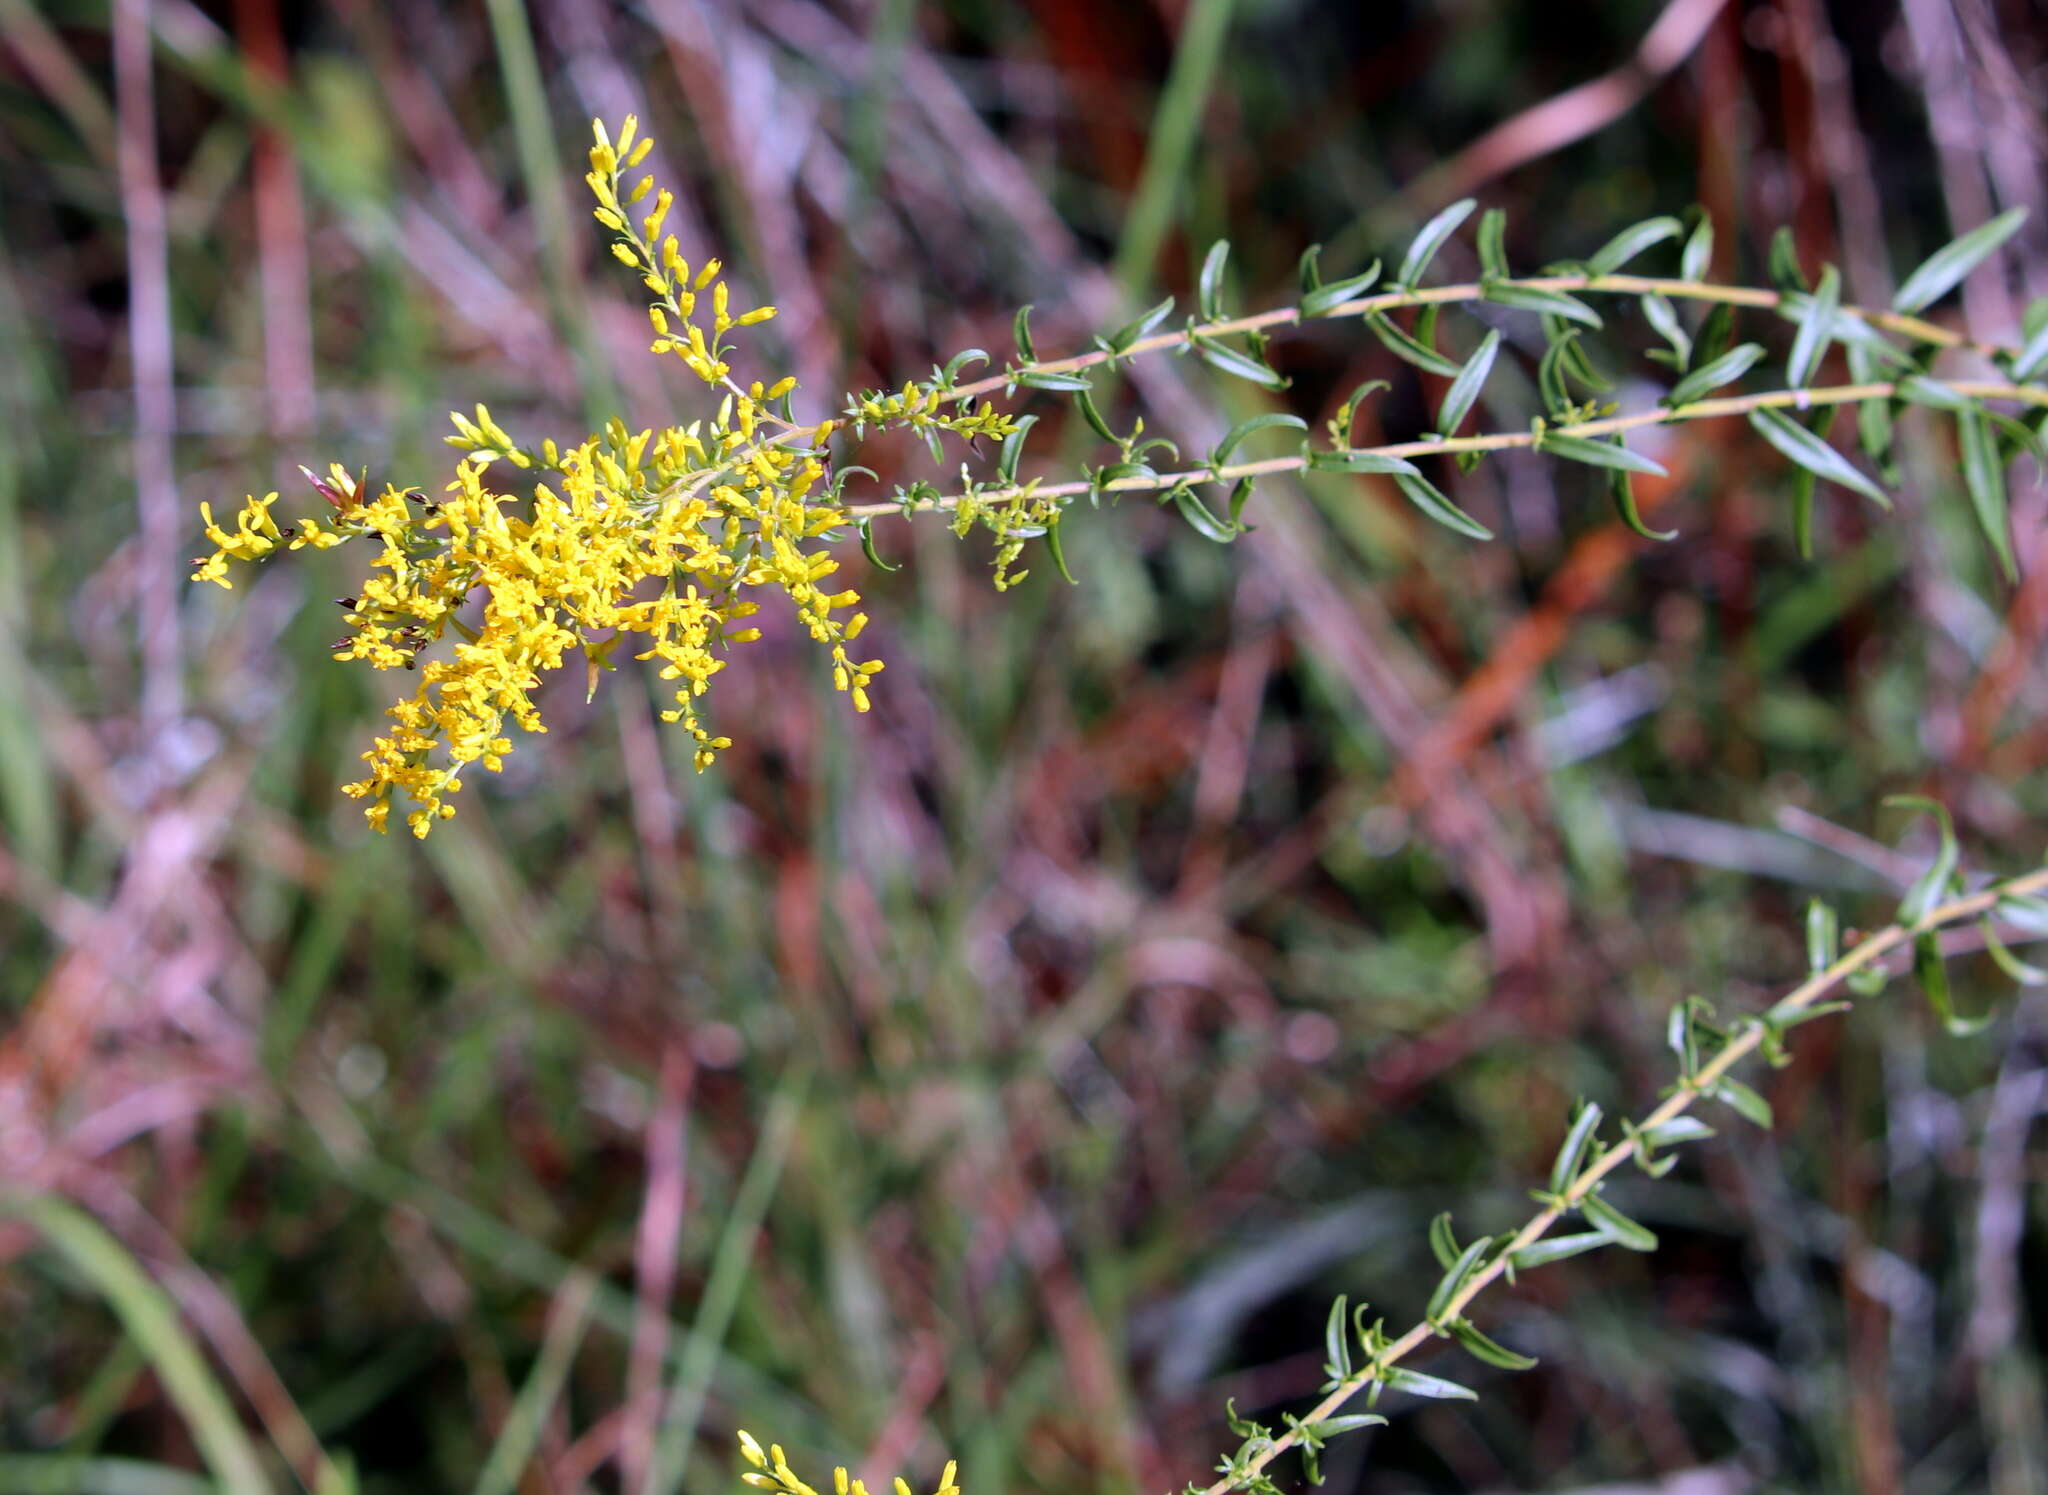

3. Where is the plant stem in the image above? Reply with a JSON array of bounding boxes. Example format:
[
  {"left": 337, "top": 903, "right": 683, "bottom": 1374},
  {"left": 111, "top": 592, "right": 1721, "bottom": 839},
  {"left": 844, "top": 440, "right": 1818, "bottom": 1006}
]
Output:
[
  {"left": 848, "top": 376, "right": 2048, "bottom": 518},
  {"left": 1192, "top": 863, "right": 2048, "bottom": 1495},
  {"left": 942, "top": 273, "right": 2014, "bottom": 407}
]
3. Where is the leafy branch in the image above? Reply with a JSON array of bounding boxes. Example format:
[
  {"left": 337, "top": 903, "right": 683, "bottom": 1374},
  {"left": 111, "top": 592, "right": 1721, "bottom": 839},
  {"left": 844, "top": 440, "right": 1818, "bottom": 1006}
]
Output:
[{"left": 1196, "top": 827, "right": 2048, "bottom": 1495}]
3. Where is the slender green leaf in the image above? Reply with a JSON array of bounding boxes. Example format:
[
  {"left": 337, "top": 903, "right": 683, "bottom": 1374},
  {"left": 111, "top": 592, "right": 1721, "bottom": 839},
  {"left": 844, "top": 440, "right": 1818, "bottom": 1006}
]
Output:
[
  {"left": 1379, "top": 1365, "right": 1477, "bottom": 1401},
  {"left": 1012, "top": 303, "right": 1036, "bottom": 362},
  {"left": 1211, "top": 413, "right": 1307, "bottom": 469},
  {"left": 1073, "top": 385, "right": 1118, "bottom": 442},
  {"left": 1426, "top": 1236, "right": 1494, "bottom": 1324},
  {"left": 1640, "top": 292, "right": 1691, "bottom": 370},
  {"left": 1788, "top": 263, "right": 1839, "bottom": 388},
  {"left": 1428, "top": 1212, "right": 1460, "bottom": 1271},
  {"left": 1309, "top": 449, "right": 1420, "bottom": 476},
  {"left": 1476, "top": 208, "right": 1508, "bottom": 280},
  {"left": 1101, "top": 296, "right": 1175, "bottom": 356},
  {"left": 1198, "top": 240, "right": 1231, "bottom": 320},
  {"left": 1915, "top": 929, "right": 1992, "bottom": 1036},
  {"left": 1511, "top": 1232, "right": 1611, "bottom": 1270},
  {"left": 2012, "top": 318, "right": 2048, "bottom": 381},
  {"left": 1580, "top": 1191, "right": 1658, "bottom": 1251},
  {"left": 1893, "top": 207, "right": 2028, "bottom": 314},
  {"left": 1315, "top": 1414, "right": 1389, "bottom": 1435},
  {"left": 1543, "top": 432, "right": 1667, "bottom": 477},
  {"left": 1014, "top": 368, "right": 1093, "bottom": 393},
  {"left": 856, "top": 517, "right": 900, "bottom": 573},
  {"left": 1806, "top": 897, "right": 1838, "bottom": 974},
  {"left": 1637, "top": 1116, "right": 1716, "bottom": 1147},
  {"left": 1983, "top": 915, "right": 2047, "bottom": 986},
  {"left": 1364, "top": 309, "right": 1460, "bottom": 376},
  {"left": 1398, "top": 198, "right": 1476, "bottom": 287},
  {"left": 1394, "top": 471, "right": 1494, "bottom": 541},
  {"left": 1680, "top": 211, "right": 1714, "bottom": 282},
  {"left": 997, "top": 414, "right": 1038, "bottom": 482},
  {"left": 1747, "top": 407, "right": 1892, "bottom": 509},
  {"left": 1769, "top": 227, "right": 1808, "bottom": 292},
  {"left": 1324, "top": 1295, "right": 1353, "bottom": 1380},
  {"left": 1301, "top": 261, "right": 1382, "bottom": 318},
  {"left": 1483, "top": 281, "right": 1602, "bottom": 327},
  {"left": 1043, "top": 512, "right": 1077, "bottom": 584},
  {"left": 1549, "top": 1101, "right": 1604, "bottom": 1196},
  {"left": 1896, "top": 375, "right": 1972, "bottom": 412},
  {"left": 1588, "top": 216, "right": 1681, "bottom": 275},
  {"left": 1448, "top": 1317, "right": 1539, "bottom": 1371},
  {"left": 1296, "top": 242, "right": 1324, "bottom": 295},
  {"left": 1436, "top": 329, "right": 1500, "bottom": 436},
  {"left": 1712, "top": 1078, "right": 1774, "bottom": 1129},
  {"left": 1664, "top": 342, "right": 1764, "bottom": 407},
  {"left": 1609, "top": 468, "right": 1677, "bottom": 541},
  {"left": 1171, "top": 483, "right": 1240, "bottom": 542},
  {"left": 1958, "top": 408, "right": 2018, "bottom": 581},
  {"left": 1196, "top": 340, "right": 1289, "bottom": 389},
  {"left": 1887, "top": 794, "right": 1960, "bottom": 923}
]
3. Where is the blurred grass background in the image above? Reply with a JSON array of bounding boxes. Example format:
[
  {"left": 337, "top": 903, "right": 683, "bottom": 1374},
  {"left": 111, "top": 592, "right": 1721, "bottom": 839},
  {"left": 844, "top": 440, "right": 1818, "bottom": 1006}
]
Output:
[{"left": 2, "top": 1, "right": 2046, "bottom": 1492}]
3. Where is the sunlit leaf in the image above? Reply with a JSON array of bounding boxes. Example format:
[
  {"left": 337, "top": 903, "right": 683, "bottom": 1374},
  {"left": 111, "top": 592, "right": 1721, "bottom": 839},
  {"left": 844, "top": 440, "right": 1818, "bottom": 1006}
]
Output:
[
  {"left": 1893, "top": 207, "right": 2028, "bottom": 314},
  {"left": 1398, "top": 198, "right": 1477, "bottom": 287}
]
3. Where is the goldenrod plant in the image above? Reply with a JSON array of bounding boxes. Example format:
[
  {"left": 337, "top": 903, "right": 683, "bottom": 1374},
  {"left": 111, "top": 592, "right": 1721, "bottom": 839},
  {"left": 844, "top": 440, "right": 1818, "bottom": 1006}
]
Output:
[
  {"left": 194, "top": 118, "right": 2048, "bottom": 843},
  {"left": 188, "top": 116, "right": 2048, "bottom": 1489}
]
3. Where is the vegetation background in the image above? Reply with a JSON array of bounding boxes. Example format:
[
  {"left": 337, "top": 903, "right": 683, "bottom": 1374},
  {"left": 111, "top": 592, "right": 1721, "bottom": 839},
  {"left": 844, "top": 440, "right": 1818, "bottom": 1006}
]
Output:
[{"left": 2, "top": 1, "right": 2045, "bottom": 1492}]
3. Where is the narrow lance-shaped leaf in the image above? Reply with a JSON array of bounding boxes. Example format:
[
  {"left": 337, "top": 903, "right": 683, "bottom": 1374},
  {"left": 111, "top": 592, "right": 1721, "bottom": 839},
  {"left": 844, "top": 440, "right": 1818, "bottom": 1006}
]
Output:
[
  {"left": 1640, "top": 292, "right": 1691, "bottom": 370},
  {"left": 1806, "top": 898, "right": 1839, "bottom": 975},
  {"left": 1101, "top": 296, "right": 1175, "bottom": 356},
  {"left": 1580, "top": 1191, "right": 1658, "bottom": 1251},
  {"left": 1983, "top": 913, "right": 2048, "bottom": 986},
  {"left": 1609, "top": 467, "right": 1677, "bottom": 542},
  {"left": 2012, "top": 317, "right": 2048, "bottom": 382},
  {"left": 1893, "top": 207, "right": 2028, "bottom": 314},
  {"left": 1379, "top": 1365, "right": 1477, "bottom": 1402},
  {"left": 1073, "top": 385, "right": 1118, "bottom": 443},
  {"left": 1012, "top": 303, "right": 1037, "bottom": 362},
  {"left": 1364, "top": 309, "right": 1461, "bottom": 377},
  {"left": 1448, "top": 1317, "right": 1539, "bottom": 1371},
  {"left": 1436, "top": 329, "right": 1500, "bottom": 437},
  {"left": 1398, "top": 198, "right": 1477, "bottom": 287},
  {"left": 1849, "top": 343, "right": 1896, "bottom": 474},
  {"left": 1664, "top": 342, "right": 1764, "bottom": 408},
  {"left": 1712, "top": 1077, "right": 1774, "bottom": 1129},
  {"left": 1511, "top": 1232, "right": 1611, "bottom": 1270},
  {"left": 1915, "top": 929, "right": 1993, "bottom": 1036},
  {"left": 1395, "top": 471, "right": 1494, "bottom": 542},
  {"left": 1769, "top": 226, "right": 1809, "bottom": 292},
  {"left": 1324, "top": 1295, "right": 1353, "bottom": 1381},
  {"left": 1426, "top": 1236, "right": 1494, "bottom": 1324},
  {"left": 1476, "top": 208, "right": 1508, "bottom": 279},
  {"left": 1196, "top": 338, "right": 1289, "bottom": 390},
  {"left": 1958, "top": 408, "right": 2018, "bottom": 582},
  {"left": 1198, "top": 240, "right": 1231, "bottom": 321},
  {"left": 1542, "top": 432, "right": 1668, "bottom": 478},
  {"left": 1635, "top": 1116, "right": 1715, "bottom": 1147},
  {"left": 1748, "top": 406, "right": 1892, "bottom": 509},
  {"left": 1549, "top": 1101, "right": 1604, "bottom": 1196},
  {"left": 1787, "top": 263, "right": 1839, "bottom": 388},
  {"left": 1680, "top": 211, "right": 1714, "bottom": 282},
  {"left": 1301, "top": 261, "right": 1382, "bottom": 318},
  {"left": 1043, "top": 511, "right": 1077, "bottom": 584},
  {"left": 1483, "top": 281, "right": 1602, "bottom": 328},
  {"left": 1428, "top": 1212, "right": 1460, "bottom": 1271},
  {"left": 1887, "top": 794, "right": 1960, "bottom": 923},
  {"left": 1211, "top": 413, "right": 1307, "bottom": 470},
  {"left": 997, "top": 414, "right": 1038, "bottom": 482},
  {"left": 1170, "top": 483, "right": 1240, "bottom": 543},
  {"left": 857, "top": 517, "right": 900, "bottom": 573},
  {"left": 1587, "top": 216, "right": 1682, "bottom": 275}
]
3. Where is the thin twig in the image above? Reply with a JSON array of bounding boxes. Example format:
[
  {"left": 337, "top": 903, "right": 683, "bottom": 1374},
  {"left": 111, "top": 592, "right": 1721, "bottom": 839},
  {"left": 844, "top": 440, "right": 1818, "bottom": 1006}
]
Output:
[{"left": 1192, "top": 862, "right": 2048, "bottom": 1495}]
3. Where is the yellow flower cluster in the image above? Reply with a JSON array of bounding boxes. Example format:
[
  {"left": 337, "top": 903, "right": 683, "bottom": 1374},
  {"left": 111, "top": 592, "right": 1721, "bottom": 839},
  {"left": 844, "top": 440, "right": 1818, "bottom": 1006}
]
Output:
[
  {"left": 735, "top": 1431, "right": 959, "bottom": 1495},
  {"left": 192, "top": 116, "right": 1024, "bottom": 838}
]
